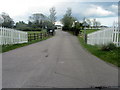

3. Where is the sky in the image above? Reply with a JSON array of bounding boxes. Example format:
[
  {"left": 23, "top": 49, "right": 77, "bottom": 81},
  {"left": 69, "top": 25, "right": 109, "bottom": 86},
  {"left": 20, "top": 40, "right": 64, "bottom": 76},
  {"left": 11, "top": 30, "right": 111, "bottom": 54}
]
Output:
[{"left": 0, "top": 0, "right": 119, "bottom": 26}]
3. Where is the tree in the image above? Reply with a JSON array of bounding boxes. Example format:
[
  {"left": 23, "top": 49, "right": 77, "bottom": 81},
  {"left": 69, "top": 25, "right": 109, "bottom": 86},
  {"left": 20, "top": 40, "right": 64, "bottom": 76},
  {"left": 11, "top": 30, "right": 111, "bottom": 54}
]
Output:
[
  {"left": 0, "top": 15, "right": 4, "bottom": 26},
  {"left": 1, "top": 12, "right": 14, "bottom": 28},
  {"left": 44, "top": 20, "right": 54, "bottom": 30},
  {"left": 73, "top": 21, "right": 81, "bottom": 36},
  {"left": 92, "top": 19, "right": 101, "bottom": 29},
  {"left": 29, "top": 13, "right": 47, "bottom": 23},
  {"left": 93, "top": 19, "right": 97, "bottom": 28},
  {"left": 61, "top": 8, "right": 76, "bottom": 31},
  {"left": 28, "top": 21, "right": 32, "bottom": 27},
  {"left": 49, "top": 7, "right": 56, "bottom": 24},
  {"left": 82, "top": 17, "right": 89, "bottom": 29},
  {"left": 16, "top": 21, "right": 27, "bottom": 29},
  {"left": 29, "top": 13, "right": 48, "bottom": 28},
  {"left": 86, "top": 19, "right": 92, "bottom": 28},
  {"left": 96, "top": 21, "right": 101, "bottom": 29}
]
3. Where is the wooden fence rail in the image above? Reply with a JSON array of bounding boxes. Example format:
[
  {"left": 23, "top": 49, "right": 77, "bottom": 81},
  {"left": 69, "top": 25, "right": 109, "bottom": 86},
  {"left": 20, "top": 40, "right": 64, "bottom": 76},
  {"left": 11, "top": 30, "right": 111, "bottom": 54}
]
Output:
[
  {"left": 0, "top": 27, "right": 28, "bottom": 45},
  {"left": 28, "top": 32, "right": 50, "bottom": 42},
  {"left": 87, "top": 22, "right": 120, "bottom": 47}
]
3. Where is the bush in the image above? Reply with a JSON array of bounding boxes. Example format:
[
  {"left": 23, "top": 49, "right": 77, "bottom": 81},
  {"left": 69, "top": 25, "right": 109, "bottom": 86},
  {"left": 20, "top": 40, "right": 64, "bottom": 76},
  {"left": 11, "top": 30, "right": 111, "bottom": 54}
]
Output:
[
  {"left": 100, "top": 43, "right": 116, "bottom": 51},
  {"left": 16, "top": 27, "right": 42, "bottom": 31},
  {"left": 62, "top": 26, "right": 71, "bottom": 31}
]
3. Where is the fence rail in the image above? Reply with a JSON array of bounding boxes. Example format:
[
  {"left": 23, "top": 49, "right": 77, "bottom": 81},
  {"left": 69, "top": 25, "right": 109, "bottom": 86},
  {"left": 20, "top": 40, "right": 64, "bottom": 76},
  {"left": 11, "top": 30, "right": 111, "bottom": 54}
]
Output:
[
  {"left": 0, "top": 27, "right": 28, "bottom": 45},
  {"left": 28, "top": 32, "right": 51, "bottom": 42},
  {"left": 87, "top": 22, "right": 120, "bottom": 47}
]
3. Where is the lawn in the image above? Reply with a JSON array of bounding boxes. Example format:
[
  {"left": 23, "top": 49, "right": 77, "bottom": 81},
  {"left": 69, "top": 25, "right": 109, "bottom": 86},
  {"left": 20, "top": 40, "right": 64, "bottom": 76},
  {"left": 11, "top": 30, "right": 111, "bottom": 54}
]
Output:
[
  {"left": 78, "top": 29, "right": 119, "bottom": 67},
  {"left": 81, "top": 29, "right": 100, "bottom": 34}
]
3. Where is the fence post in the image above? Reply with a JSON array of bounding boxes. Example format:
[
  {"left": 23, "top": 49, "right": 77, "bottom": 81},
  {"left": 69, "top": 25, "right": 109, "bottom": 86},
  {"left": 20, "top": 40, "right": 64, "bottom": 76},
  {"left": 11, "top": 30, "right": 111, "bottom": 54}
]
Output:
[
  {"left": 29, "top": 34, "right": 31, "bottom": 42},
  {"left": 44, "top": 33, "right": 46, "bottom": 37},
  {"left": 37, "top": 33, "right": 39, "bottom": 40},
  {"left": 34, "top": 33, "right": 36, "bottom": 40},
  {"left": 40, "top": 33, "right": 42, "bottom": 39}
]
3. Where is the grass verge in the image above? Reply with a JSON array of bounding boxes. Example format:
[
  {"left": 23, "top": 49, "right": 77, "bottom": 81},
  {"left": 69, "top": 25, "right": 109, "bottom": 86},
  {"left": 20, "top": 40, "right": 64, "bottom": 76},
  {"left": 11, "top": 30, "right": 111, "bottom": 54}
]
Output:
[
  {"left": 81, "top": 29, "right": 100, "bottom": 34},
  {"left": 78, "top": 34, "right": 119, "bottom": 67}
]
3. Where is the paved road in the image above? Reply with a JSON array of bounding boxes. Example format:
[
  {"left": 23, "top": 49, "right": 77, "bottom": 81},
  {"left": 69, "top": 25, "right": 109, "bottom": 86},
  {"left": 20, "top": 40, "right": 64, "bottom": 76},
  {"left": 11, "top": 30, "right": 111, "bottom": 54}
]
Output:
[{"left": 2, "top": 30, "right": 118, "bottom": 88}]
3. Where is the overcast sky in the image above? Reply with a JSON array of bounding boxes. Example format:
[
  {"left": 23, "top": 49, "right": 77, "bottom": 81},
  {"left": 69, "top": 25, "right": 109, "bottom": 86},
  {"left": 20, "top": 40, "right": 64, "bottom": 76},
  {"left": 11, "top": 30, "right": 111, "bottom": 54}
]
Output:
[{"left": 0, "top": 0, "right": 119, "bottom": 26}]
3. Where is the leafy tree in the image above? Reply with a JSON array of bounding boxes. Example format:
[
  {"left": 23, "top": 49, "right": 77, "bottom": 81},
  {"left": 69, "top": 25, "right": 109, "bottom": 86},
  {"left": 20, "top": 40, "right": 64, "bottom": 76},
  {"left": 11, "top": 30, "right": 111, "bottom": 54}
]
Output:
[
  {"left": 61, "top": 8, "right": 76, "bottom": 31},
  {"left": 16, "top": 21, "right": 27, "bottom": 28},
  {"left": 79, "top": 23, "right": 84, "bottom": 30},
  {"left": 45, "top": 20, "right": 54, "bottom": 30},
  {"left": 92, "top": 19, "right": 101, "bottom": 29},
  {"left": 73, "top": 21, "right": 81, "bottom": 36},
  {"left": 29, "top": 13, "right": 47, "bottom": 23},
  {"left": 29, "top": 13, "right": 48, "bottom": 29},
  {"left": 28, "top": 11, "right": 57, "bottom": 32},
  {"left": 0, "top": 15, "right": 4, "bottom": 26},
  {"left": 28, "top": 21, "right": 32, "bottom": 27},
  {"left": 86, "top": 19, "right": 92, "bottom": 28},
  {"left": 1, "top": 12, "right": 14, "bottom": 28}
]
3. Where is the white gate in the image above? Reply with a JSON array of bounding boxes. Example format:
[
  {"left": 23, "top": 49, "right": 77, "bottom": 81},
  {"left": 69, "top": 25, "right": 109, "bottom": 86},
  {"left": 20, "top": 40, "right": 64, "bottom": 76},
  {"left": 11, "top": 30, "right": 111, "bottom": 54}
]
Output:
[
  {"left": 0, "top": 27, "right": 28, "bottom": 45},
  {"left": 87, "top": 22, "right": 120, "bottom": 47}
]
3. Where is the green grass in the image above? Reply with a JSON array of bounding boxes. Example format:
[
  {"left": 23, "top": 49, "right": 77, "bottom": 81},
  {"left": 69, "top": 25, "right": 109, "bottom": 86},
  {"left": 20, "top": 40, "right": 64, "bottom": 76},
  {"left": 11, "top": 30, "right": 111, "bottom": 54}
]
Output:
[
  {"left": 1, "top": 36, "right": 52, "bottom": 53},
  {"left": 27, "top": 31, "right": 42, "bottom": 34},
  {"left": 81, "top": 29, "right": 100, "bottom": 34},
  {"left": 78, "top": 29, "right": 119, "bottom": 67}
]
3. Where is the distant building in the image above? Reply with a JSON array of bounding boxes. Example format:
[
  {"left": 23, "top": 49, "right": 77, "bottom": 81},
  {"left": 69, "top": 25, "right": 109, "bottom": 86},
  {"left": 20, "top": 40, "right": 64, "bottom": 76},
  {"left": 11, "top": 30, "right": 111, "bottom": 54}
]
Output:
[
  {"left": 55, "top": 25, "right": 62, "bottom": 29},
  {"left": 100, "top": 26, "right": 108, "bottom": 29}
]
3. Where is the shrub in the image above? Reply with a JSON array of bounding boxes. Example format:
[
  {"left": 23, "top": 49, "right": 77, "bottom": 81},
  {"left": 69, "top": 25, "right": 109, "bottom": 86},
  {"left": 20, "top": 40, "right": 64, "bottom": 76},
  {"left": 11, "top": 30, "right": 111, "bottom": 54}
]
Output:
[
  {"left": 100, "top": 43, "right": 116, "bottom": 51},
  {"left": 16, "top": 27, "right": 42, "bottom": 31}
]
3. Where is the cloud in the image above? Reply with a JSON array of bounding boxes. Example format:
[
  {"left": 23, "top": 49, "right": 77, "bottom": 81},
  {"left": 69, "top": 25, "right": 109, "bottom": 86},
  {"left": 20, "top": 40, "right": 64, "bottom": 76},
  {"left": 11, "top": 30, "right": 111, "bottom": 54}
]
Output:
[
  {"left": 84, "top": 5, "right": 115, "bottom": 17},
  {"left": 110, "top": 4, "right": 118, "bottom": 14},
  {"left": 96, "top": 17, "right": 118, "bottom": 26},
  {"left": 111, "top": 5, "right": 118, "bottom": 10},
  {"left": 0, "top": 1, "right": 118, "bottom": 27}
]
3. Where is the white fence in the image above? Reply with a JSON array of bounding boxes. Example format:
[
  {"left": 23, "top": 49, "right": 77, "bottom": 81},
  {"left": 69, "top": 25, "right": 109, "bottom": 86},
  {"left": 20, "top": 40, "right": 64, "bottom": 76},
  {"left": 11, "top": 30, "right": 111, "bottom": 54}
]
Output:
[
  {"left": 0, "top": 27, "right": 28, "bottom": 45},
  {"left": 87, "top": 22, "right": 120, "bottom": 47}
]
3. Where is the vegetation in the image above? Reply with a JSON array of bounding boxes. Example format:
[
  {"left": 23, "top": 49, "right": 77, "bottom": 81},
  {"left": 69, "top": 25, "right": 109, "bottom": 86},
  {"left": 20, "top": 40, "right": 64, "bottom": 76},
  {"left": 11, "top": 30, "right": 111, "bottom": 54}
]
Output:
[
  {"left": 15, "top": 13, "right": 55, "bottom": 31},
  {"left": 61, "top": 8, "right": 76, "bottom": 31},
  {"left": 0, "top": 7, "right": 57, "bottom": 53},
  {"left": 61, "top": 8, "right": 101, "bottom": 36},
  {"left": 0, "top": 7, "right": 57, "bottom": 32},
  {"left": 100, "top": 43, "right": 117, "bottom": 51},
  {"left": 78, "top": 29, "right": 119, "bottom": 67},
  {"left": 81, "top": 29, "right": 100, "bottom": 34},
  {"left": 27, "top": 30, "right": 47, "bottom": 34},
  {"left": 49, "top": 7, "right": 56, "bottom": 24},
  {"left": 0, "top": 12, "right": 14, "bottom": 28}
]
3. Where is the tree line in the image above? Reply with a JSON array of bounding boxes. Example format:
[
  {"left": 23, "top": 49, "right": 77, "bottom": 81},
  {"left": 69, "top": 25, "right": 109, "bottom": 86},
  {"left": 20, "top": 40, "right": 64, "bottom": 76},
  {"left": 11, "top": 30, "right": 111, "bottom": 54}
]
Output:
[
  {"left": 0, "top": 7, "right": 56, "bottom": 32},
  {"left": 61, "top": 8, "right": 101, "bottom": 36},
  {"left": 0, "top": 7, "right": 101, "bottom": 35}
]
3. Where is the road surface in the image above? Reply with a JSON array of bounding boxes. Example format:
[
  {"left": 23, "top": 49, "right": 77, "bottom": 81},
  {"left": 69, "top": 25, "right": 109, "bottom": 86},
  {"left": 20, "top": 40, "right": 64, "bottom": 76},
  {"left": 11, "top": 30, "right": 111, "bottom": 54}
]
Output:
[{"left": 2, "top": 30, "right": 118, "bottom": 88}]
